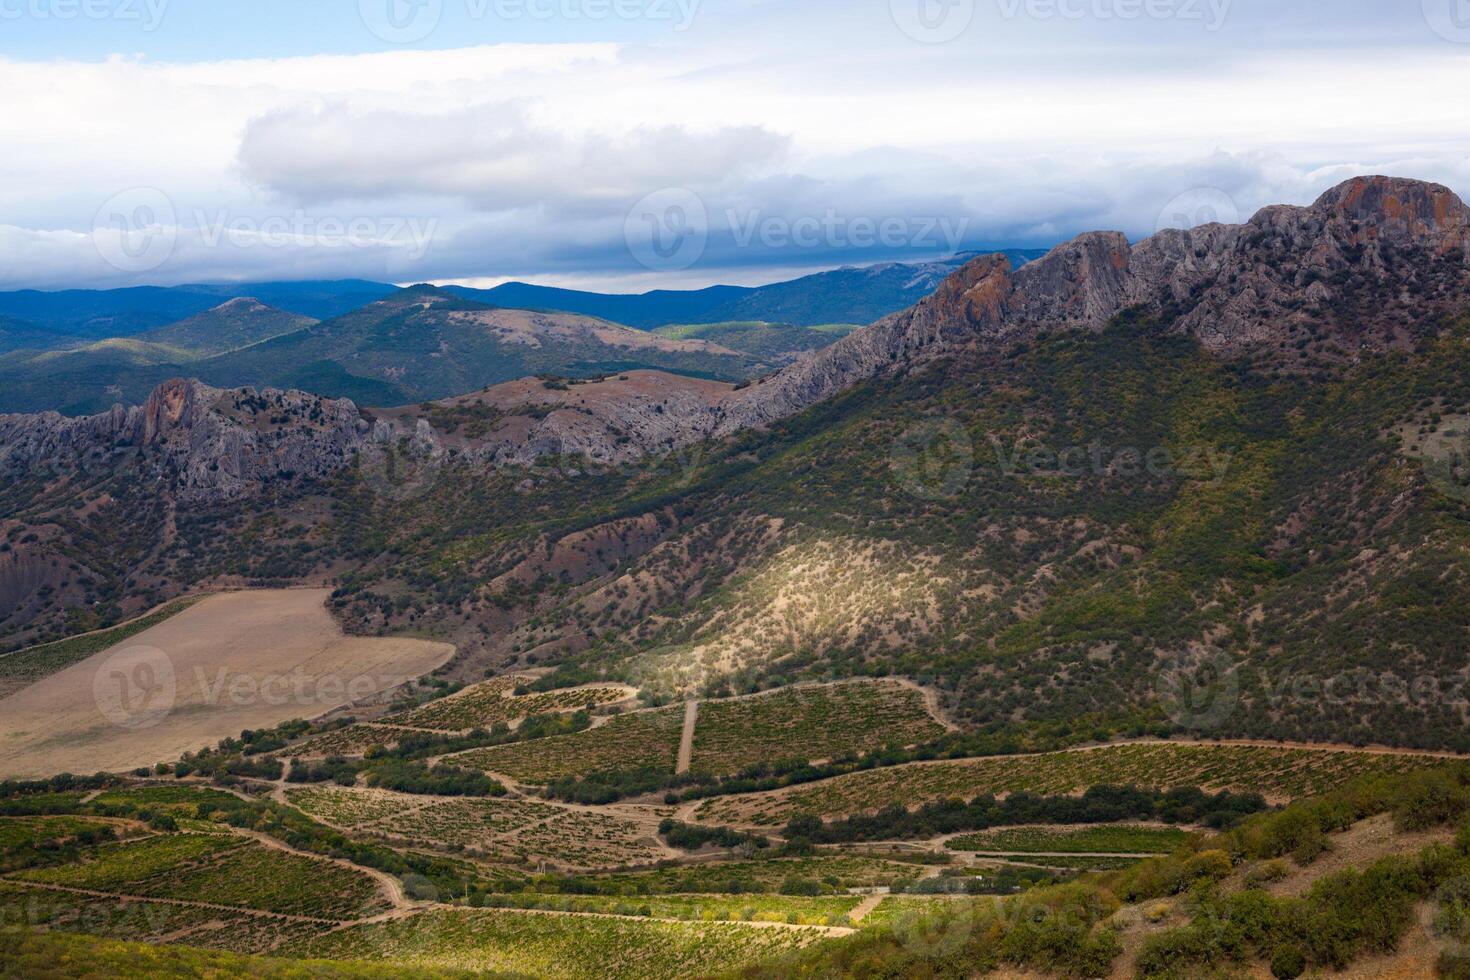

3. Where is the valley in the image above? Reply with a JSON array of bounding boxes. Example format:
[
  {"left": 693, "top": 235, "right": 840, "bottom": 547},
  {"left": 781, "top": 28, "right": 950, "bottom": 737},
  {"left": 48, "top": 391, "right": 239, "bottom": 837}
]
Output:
[{"left": 4, "top": 177, "right": 1470, "bottom": 977}]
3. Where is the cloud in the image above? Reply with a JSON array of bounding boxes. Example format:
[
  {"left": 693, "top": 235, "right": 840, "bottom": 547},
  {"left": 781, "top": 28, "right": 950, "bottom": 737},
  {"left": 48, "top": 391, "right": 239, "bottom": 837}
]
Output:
[
  {"left": 2, "top": 1, "right": 1470, "bottom": 291},
  {"left": 237, "top": 101, "right": 790, "bottom": 216}
]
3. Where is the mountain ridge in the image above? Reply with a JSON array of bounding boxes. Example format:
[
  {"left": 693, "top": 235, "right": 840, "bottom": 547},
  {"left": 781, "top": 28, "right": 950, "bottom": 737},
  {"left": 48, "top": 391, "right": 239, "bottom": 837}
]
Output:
[{"left": 710, "top": 176, "right": 1470, "bottom": 434}]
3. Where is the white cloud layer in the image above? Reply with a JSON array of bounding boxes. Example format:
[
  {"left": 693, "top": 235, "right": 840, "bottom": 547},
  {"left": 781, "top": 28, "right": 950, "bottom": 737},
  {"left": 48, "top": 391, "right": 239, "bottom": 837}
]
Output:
[{"left": 3, "top": 1, "right": 1470, "bottom": 291}]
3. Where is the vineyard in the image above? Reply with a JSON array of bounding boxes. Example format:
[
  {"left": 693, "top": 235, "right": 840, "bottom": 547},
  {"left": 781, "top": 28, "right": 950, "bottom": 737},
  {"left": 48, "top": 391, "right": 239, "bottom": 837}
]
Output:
[
  {"left": 480, "top": 809, "right": 667, "bottom": 870},
  {"left": 452, "top": 707, "right": 686, "bottom": 783},
  {"left": 285, "top": 724, "right": 409, "bottom": 759},
  {"left": 945, "top": 825, "right": 1191, "bottom": 855},
  {"left": 592, "top": 855, "right": 928, "bottom": 895},
  {"left": 0, "top": 880, "right": 329, "bottom": 955},
  {"left": 287, "top": 907, "right": 829, "bottom": 979},
  {"left": 378, "top": 797, "right": 565, "bottom": 847},
  {"left": 388, "top": 681, "right": 633, "bottom": 732},
  {"left": 473, "top": 892, "right": 862, "bottom": 927},
  {"left": 692, "top": 743, "right": 1451, "bottom": 825},
  {"left": 15, "top": 833, "right": 387, "bottom": 919},
  {"left": 688, "top": 681, "right": 947, "bottom": 775},
  {"left": 285, "top": 787, "right": 425, "bottom": 829}
]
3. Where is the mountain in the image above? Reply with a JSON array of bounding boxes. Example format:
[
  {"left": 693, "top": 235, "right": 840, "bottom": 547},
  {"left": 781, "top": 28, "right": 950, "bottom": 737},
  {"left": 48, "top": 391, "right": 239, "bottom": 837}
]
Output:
[
  {"left": 650, "top": 321, "right": 856, "bottom": 366},
  {"left": 695, "top": 251, "right": 1048, "bottom": 326},
  {"left": 712, "top": 176, "right": 1470, "bottom": 433},
  {"left": 448, "top": 250, "right": 1048, "bottom": 329},
  {"left": 0, "top": 288, "right": 785, "bottom": 416},
  {"left": 0, "top": 300, "right": 320, "bottom": 415},
  {"left": 446, "top": 282, "right": 751, "bottom": 330},
  {"left": 0, "top": 315, "right": 63, "bottom": 355},
  {"left": 0, "top": 252, "right": 1047, "bottom": 344},
  {"left": 184, "top": 286, "right": 770, "bottom": 406},
  {"left": 0, "top": 280, "right": 395, "bottom": 338},
  {"left": 6, "top": 177, "right": 1470, "bottom": 756},
  {"left": 136, "top": 297, "right": 317, "bottom": 356}
]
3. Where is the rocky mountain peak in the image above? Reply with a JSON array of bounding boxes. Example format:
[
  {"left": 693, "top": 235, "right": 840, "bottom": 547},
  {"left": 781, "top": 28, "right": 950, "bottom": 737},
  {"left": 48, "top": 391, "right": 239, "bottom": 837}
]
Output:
[
  {"left": 715, "top": 176, "right": 1470, "bottom": 434},
  {"left": 1310, "top": 175, "right": 1469, "bottom": 240}
]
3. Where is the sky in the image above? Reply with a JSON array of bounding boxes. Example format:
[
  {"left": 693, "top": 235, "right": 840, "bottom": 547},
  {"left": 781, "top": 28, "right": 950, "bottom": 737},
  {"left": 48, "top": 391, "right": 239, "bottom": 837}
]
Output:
[{"left": 2, "top": 0, "right": 1470, "bottom": 292}]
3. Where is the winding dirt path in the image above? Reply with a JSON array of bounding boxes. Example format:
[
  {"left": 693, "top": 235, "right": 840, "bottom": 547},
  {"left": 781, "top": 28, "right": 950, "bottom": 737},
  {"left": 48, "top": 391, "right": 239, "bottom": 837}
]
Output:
[{"left": 677, "top": 700, "right": 699, "bottom": 775}]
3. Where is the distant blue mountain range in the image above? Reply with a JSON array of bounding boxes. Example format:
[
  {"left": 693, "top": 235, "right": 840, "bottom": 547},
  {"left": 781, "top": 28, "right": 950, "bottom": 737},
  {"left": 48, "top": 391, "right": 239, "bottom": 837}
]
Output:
[{"left": 0, "top": 249, "right": 1050, "bottom": 340}]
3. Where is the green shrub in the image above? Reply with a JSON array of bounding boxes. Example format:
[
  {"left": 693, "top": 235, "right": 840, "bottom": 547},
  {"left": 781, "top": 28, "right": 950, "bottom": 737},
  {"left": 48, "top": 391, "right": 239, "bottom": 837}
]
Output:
[{"left": 1270, "top": 944, "right": 1305, "bottom": 979}]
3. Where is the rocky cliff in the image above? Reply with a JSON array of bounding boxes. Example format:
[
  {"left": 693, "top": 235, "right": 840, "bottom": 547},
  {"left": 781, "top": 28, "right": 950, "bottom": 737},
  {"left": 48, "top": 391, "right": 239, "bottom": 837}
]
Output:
[
  {"left": 0, "top": 379, "right": 371, "bottom": 504},
  {"left": 714, "top": 176, "right": 1470, "bottom": 433}
]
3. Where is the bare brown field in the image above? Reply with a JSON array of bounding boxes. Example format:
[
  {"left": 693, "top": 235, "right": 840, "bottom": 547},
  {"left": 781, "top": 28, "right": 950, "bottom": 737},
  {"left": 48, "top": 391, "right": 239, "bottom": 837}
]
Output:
[{"left": 0, "top": 589, "right": 453, "bottom": 779}]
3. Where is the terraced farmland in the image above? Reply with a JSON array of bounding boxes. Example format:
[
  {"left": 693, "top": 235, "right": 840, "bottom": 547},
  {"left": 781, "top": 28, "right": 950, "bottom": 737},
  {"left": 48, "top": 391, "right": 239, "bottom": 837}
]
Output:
[
  {"left": 0, "top": 880, "right": 331, "bottom": 954},
  {"left": 858, "top": 895, "right": 994, "bottom": 928},
  {"left": 945, "top": 825, "right": 1191, "bottom": 854},
  {"left": 482, "top": 809, "right": 666, "bottom": 870},
  {"left": 285, "top": 786, "right": 425, "bottom": 829},
  {"left": 689, "top": 681, "right": 947, "bottom": 775},
  {"left": 593, "top": 855, "right": 925, "bottom": 895},
  {"left": 389, "top": 682, "right": 632, "bottom": 732},
  {"left": 15, "top": 833, "right": 388, "bottom": 919},
  {"left": 376, "top": 797, "right": 563, "bottom": 848},
  {"left": 0, "top": 815, "right": 122, "bottom": 849},
  {"left": 286, "top": 907, "right": 829, "bottom": 979},
  {"left": 692, "top": 742, "right": 1452, "bottom": 826},
  {"left": 15, "top": 833, "right": 236, "bottom": 891},
  {"left": 452, "top": 706, "right": 685, "bottom": 783},
  {"left": 284, "top": 724, "right": 411, "bottom": 759},
  {"left": 480, "top": 892, "right": 861, "bottom": 926}
]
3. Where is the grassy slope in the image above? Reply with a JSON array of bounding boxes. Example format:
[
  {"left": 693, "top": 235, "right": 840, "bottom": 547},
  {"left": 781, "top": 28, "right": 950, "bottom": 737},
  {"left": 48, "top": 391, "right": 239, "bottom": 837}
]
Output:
[{"left": 0, "top": 929, "right": 478, "bottom": 979}]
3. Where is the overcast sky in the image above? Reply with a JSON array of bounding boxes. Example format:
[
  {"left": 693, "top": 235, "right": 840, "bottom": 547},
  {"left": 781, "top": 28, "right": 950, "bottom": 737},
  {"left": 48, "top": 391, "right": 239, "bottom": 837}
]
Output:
[{"left": 3, "top": 0, "right": 1469, "bottom": 292}]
